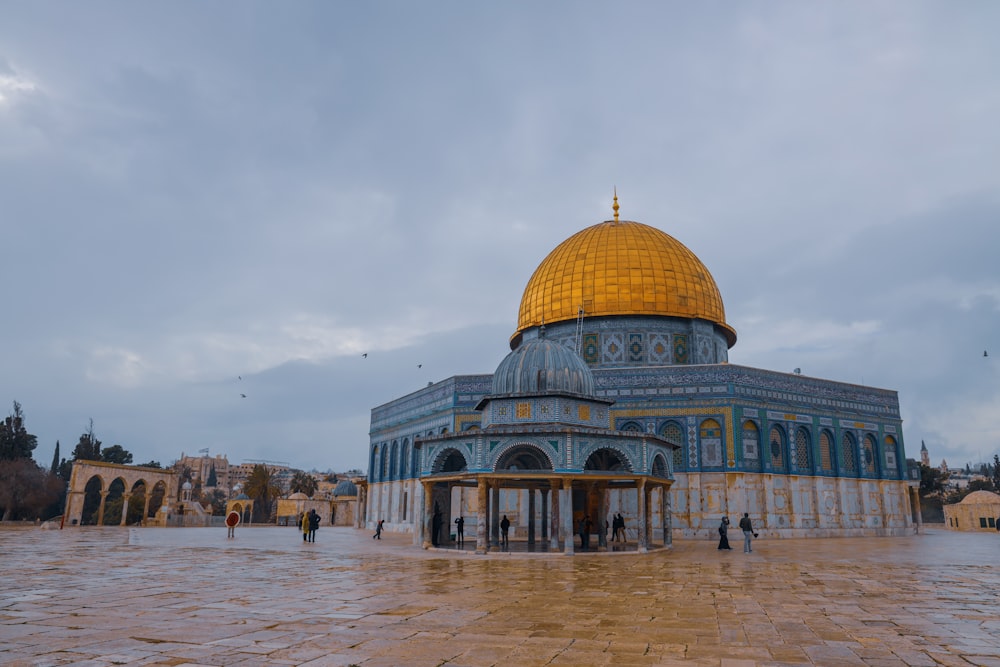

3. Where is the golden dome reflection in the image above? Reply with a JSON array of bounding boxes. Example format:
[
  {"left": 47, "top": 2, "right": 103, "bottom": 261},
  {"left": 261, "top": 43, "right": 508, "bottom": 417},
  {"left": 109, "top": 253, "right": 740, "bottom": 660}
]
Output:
[{"left": 515, "top": 219, "right": 736, "bottom": 346}]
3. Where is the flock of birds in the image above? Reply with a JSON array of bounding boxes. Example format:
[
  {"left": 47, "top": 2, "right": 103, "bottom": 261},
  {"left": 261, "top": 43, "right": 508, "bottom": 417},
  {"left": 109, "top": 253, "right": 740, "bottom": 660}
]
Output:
[{"left": 236, "top": 354, "right": 425, "bottom": 399}]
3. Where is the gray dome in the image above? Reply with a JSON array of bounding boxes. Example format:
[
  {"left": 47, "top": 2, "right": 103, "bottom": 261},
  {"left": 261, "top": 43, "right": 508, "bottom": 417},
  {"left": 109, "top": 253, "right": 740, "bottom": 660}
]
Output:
[
  {"left": 492, "top": 336, "right": 595, "bottom": 397},
  {"left": 333, "top": 479, "right": 358, "bottom": 497}
]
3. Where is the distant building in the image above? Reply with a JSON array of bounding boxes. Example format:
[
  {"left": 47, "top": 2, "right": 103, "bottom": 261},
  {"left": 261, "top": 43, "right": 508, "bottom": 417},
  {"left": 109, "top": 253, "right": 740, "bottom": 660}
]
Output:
[
  {"left": 176, "top": 452, "right": 231, "bottom": 491},
  {"left": 943, "top": 490, "right": 1000, "bottom": 531}
]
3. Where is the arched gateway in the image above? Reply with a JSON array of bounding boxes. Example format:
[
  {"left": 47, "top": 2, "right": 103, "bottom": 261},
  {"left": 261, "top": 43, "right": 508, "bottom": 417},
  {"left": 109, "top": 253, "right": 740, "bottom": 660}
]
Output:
[{"left": 64, "top": 461, "right": 177, "bottom": 527}]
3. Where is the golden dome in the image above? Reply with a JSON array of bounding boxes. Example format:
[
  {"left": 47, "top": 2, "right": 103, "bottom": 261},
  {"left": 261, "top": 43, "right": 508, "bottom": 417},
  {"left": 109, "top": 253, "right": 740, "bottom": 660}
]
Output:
[{"left": 515, "top": 219, "right": 736, "bottom": 346}]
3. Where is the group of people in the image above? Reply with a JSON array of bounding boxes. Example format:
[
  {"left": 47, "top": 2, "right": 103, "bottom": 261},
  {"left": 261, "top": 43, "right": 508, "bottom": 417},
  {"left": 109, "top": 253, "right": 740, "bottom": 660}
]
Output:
[
  {"left": 718, "top": 513, "right": 758, "bottom": 553},
  {"left": 300, "top": 509, "right": 321, "bottom": 543}
]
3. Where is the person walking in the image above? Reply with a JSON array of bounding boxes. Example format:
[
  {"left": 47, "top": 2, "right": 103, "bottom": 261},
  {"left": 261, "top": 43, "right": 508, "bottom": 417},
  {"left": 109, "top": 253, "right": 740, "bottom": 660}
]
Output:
[
  {"left": 717, "top": 516, "right": 732, "bottom": 550},
  {"left": 615, "top": 513, "right": 626, "bottom": 543},
  {"left": 738, "top": 512, "right": 757, "bottom": 553},
  {"left": 373, "top": 518, "right": 384, "bottom": 539},
  {"left": 301, "top": 511, "right": 310, "bottom": 542},
  {"left": 307, "top": 509, "right": 320, "bottom": 543},
  {"left": 500, "top": 515, "right": 510, "bottom": 549},
  {"left": 454, "top": 516, "right": 465, "bottom": 546}
]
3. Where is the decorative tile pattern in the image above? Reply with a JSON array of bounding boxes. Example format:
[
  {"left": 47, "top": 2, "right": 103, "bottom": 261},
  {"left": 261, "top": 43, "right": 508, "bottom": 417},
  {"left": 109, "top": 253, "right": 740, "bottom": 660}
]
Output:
[
  {"left": 674, "top": 334, "right": 689, "bottom": 364},
  {"left": 649, "top": 332, "right": 671, "bottom": 364},
  {"left": 582, "top": 333, "right": 599, "bottom": 364},
  {"left": 628, "top": 332, "right": 644, "bottom": 363},
  {"left": 602, "top": 333, "right": 625, "bottom": 364}
]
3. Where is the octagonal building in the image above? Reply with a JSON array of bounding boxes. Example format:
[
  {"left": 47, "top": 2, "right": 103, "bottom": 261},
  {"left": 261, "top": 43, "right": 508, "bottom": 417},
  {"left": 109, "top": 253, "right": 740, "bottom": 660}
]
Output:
[{"left": 365, "top": 199, "right": 920, "bottom": 549}]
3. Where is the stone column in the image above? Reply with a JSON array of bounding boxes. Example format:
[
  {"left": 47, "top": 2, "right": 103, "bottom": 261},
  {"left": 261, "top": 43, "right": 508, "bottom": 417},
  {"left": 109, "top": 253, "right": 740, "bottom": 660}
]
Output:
[
  {"left": 540, "top": 488, "right": 549, "bottom": 544},
  {"left": 527, "top": 487, "right": 536, "bottom": 547},
  {"left": 910, "top": 486, "right": 922, "bottom": 534},
  {"left": 476, "top": 477, "right": 489, "bottom": 554},
  {"left": 421, "top": 480, "right": 434, "bottom": 549},
  {"left": 120, "top": 495, "right": 130, "bottom": 526},
  {"left": 637, "top": 479, "right": 648, "bottom": 553},
  {"left": 142, "top": 492, "right": 151, "bottom": 527},
  {"left": 595, "top": 483, "right": 608, "bottom": 550},
  {"left": 562, "top": 479, "right": 575, "bottom": 555},
  {"left": 490, "top": 481, "right": 501, "bottom": 548},
  {"left": 662, "top": 483, "right": 672, "bottom": 547},
  {"left": 549, "top": 479, "right": 560, "bottom": 552},
  {"left": 355, "top": 485, "right": 366, "bottom": 529},
  {"left": 64, "top": 490, "right": 84, "bottom": 527},
  {"left": 97, "top": 491, "right": 109, "bottom": 526}
]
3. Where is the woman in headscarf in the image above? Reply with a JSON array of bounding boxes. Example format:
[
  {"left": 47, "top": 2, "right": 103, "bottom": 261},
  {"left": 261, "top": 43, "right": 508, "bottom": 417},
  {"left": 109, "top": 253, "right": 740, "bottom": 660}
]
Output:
[{"left": 717, "top": 516, "right": 732, "bottom": 550}]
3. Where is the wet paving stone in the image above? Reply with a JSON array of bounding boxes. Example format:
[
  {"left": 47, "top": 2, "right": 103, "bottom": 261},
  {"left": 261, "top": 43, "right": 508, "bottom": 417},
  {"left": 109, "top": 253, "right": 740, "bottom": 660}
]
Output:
[{"left": 0, "top": 525, "right": 998, "bottom": 666}]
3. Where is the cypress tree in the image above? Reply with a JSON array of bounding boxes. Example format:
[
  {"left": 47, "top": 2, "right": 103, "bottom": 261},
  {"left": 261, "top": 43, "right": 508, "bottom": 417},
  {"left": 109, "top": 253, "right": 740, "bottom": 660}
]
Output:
[{"left": 50, "top": 440, "right": 60, "bottom": 475}]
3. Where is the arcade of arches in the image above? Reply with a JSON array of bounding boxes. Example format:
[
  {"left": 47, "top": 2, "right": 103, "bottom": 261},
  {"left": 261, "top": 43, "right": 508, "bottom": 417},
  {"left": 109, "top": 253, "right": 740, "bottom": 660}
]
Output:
[{"left": 64, "top": 461, "right": 177, "bottom": 527}]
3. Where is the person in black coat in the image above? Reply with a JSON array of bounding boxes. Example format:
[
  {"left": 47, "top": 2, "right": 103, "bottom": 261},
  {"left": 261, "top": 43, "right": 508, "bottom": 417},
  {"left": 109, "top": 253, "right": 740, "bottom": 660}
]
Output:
[{"left": 307, "top": 509, "right": 320, "bottom": 543}]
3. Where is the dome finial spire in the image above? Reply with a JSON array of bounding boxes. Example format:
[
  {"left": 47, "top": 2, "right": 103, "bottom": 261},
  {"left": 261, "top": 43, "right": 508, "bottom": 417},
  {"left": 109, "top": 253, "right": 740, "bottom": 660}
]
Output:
[{"left": 612, "top": 187, "right": 619, "bottom": 223}]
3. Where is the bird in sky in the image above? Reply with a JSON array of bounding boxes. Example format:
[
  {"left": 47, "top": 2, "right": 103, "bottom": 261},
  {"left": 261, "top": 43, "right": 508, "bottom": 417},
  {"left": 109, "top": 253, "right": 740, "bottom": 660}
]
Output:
[
  {"left": 362, "top": 353, "right": 367, "bottom": 358},
  {"left": 240, "top": 393, "right": 247, "bottom": 398},
  {"left": 238, "top": 375, "right": 242, "bottom": 380},
  {"left": 985, "top": 350, "right": 989, "bottom": 357},
  {"left": 417, "top": 364, "right": 422, "bottom": 368}
]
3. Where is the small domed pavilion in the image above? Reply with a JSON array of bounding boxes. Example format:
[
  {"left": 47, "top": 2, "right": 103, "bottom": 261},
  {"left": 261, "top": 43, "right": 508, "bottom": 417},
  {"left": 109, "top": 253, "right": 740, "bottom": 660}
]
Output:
[{"left": 415, "top": 329, "right": 676, "bottom": 554}]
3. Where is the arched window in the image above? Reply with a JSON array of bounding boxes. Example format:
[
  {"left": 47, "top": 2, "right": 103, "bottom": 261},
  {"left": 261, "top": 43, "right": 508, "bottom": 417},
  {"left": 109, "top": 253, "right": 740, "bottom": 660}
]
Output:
[
  {"left": 400, "top": 439, "right": 409, "bottom": 479},
  {"left": 769, "top": 425, "right": 786, "bottom": 472},
  {"left": 389, "top": 442, "right": 398, "bottom": 481},
  {"left": 884, "top": 435, "right": 898, "bottom": 477},
  {"left": 841, "top": 432, "right": 857, "bottom": 473},
  {"left": 434, "top": 448, "right": 468, "bottom": 474},
  {"left": 369, "top": 445, "right": 379, "bottom": 482},
  {"left": 819, "top": 430, "right": 835, "bottom": 473},
  {"left": 793, "top": 426, "right": 812, "bottom": 471},
  {"left": 742, "top": 420, "right": 760, "bottom": 468},
  {"left": 496, "top": 444, "right": 552, "bottom": 472},
  {"left": 651, "top": 454, "right": 669, "bottom": 478},
  {"left": 620, "top": 421, "right": 643, "bottom": 432},
  {"left": 584, "top": 447, "right": 631, "bottom": 472},
  {"left": 661, "top": 421, "right": 684, "bottom": 471},
  {"left": 700, "top": 418, "right": 723, "bottom": 467},
  {"left": 862, "top": 434, "right": 877, "bottom": 475},
  {"left": 381, "top": 446, "right": 390, "bottom": 481}
]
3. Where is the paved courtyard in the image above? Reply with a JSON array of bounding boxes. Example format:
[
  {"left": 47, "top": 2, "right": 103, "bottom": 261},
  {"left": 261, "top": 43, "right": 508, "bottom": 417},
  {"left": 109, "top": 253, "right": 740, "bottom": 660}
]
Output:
[{"left": 1, "top": 525, "right": 998, "bottom": 667}]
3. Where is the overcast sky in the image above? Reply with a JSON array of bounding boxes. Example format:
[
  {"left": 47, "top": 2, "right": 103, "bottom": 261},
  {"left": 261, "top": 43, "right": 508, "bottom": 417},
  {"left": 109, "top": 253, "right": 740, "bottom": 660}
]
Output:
[{"left": 2, "top": 3, "right": 999, "bottom": 474}]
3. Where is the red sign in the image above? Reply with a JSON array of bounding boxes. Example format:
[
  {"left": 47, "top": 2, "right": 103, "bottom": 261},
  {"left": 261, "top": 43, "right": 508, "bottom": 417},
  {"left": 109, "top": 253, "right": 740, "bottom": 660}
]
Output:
[{"left": 226, "top": 511, "right": 240, "bottom": 528}]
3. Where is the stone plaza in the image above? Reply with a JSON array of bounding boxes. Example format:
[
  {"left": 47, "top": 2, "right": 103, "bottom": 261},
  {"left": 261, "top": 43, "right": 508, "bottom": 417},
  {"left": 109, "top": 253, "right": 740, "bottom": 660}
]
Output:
[{"left": 1, "top": 526, "right": 998, "bottom": 667}]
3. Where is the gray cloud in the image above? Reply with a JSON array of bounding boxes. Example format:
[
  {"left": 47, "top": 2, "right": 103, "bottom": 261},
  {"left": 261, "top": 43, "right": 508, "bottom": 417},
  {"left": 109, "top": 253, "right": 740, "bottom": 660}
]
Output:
[{"left": 2, "top": 3, "right": 998, "bottom": 472}]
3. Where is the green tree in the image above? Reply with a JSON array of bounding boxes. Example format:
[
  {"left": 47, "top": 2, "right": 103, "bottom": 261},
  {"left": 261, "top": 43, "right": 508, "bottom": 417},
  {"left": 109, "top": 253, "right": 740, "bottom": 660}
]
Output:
[
  {"left": 199, "top": 488, "right": 227, "bottom": 515},
  {"left": 0, "top": 458, "right": 62, "bottom": 521},
  {"left": 71, "top": 420, "right": 102, "bottom": 461},
  {"left": 966, "top": 479, "right": 995, "bottom": 494},
  {"left": 918, "top": 463, "right": 949, "bottom": 523},
  {"left": 101, "top": 444, "right": 133, "bottom": 465},
  {"left": 137, "top": 460, "right": 162, "bottom": 469},
  {"left": 50, "top": 440, "right": 60, "bottom": 475},
  {"left": 0, "top": 401, "right": 38, "bottom": 461},
  {"left": 992, "top": 454, "right": 1000, "bottom": 492},
  {"left": 243, "top": 464, "right": 282, "bottom": 523},
  {"left": 206, "top": 465, "right": 217, "bottom": 487},
  {"left": 919, "top": 463, "right": 948, "bottom": 497},
  {"left": 289, "top": 471, "right": 318, "bottom": 497}
]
